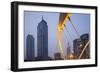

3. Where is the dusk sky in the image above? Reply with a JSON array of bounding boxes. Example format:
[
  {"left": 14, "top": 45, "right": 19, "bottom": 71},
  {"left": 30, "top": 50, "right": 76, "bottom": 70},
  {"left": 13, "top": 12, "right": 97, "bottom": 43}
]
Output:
[{"left": 24, "top": 11, "right": 90, "bottom": 58}]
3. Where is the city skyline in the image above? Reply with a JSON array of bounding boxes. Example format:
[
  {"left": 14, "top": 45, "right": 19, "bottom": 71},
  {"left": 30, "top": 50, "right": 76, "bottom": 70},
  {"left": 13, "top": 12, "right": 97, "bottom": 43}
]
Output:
[
  {"left": 24, "top": 33, "right": 90, "bottom": 61},
  {"left": 24, "top": 11, "right": 90, "bottom": 59}
]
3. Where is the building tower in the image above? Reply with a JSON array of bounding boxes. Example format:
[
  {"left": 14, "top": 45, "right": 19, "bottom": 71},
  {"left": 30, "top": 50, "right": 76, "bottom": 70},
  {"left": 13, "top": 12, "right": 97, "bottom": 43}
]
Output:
[
  {"left": 37, "top": 16, "right": 48, "bottom": 60},
  {"left": 25, "top": 34, "right": 35, "bottom": 61},
  {"left": 66, "top": 42, "right": 71, "bottom": 59},
  {"left": 80, "top": 33, "right": 90, "bottom": 59},
  {"left": 73, "top": 39, "right": 81, "bottom": 58}
]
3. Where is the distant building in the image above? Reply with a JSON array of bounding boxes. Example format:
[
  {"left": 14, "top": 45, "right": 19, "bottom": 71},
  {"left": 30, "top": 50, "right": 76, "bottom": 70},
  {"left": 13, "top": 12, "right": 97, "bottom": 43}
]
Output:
[
  {"left": 73, "top": 39, "right": 81, "bottom": 58},
  {"left": 66, "top": 53, "right": 77, "bottom": 60},
  {"left": 37, "top": 17, "right": 48, "bottom": 60},
  {"left": 73, "top": 33, "right": 90, "bottom": 59},
  {"left": 66, "top": 43, "right": 71, "bottom": 59},
  {"left": 80, "top": 33, "right": 90, "bottom": 59},
  {"left": 67, "top": 43, "right": 71, "bottom": 56},
  {"left": 54, "top": 52, "right": 63, "bottom": 60},
  {"left": 25, "top": 35, "right": 35, "bottom": 61}
]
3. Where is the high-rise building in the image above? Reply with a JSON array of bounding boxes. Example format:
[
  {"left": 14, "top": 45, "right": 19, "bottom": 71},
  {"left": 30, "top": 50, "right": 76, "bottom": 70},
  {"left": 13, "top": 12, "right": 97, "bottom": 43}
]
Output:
[
  {"left": 37, "top": 17, "right": 48, "bottom": 60},
  {"left": 66, "top": 43, "right": 71, "bottom": 59},
  {"left": 80, "top": 33, "right": 90, "bottom": 59},
  {"left": 73, "top": 39, "right": 81, "bottom": 58},
  {"left": 73, "top": 33, "right": 90, "bottom": 59},
  {"left": 67, "top": 43, "right": 71, "bottom": 56},
  {"left": 25, "top": 34, "right": 35, "bottom": 61}
]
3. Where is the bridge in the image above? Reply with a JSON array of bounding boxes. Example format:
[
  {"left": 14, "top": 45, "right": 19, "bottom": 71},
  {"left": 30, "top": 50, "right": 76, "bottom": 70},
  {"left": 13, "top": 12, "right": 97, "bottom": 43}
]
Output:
[{"left": 57, "top": 13, "right": 90, "bottom": 60}]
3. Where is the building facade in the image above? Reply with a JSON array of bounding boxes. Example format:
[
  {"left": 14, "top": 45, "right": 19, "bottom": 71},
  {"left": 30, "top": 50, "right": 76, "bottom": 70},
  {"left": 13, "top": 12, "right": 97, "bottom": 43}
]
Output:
[
  {"left": 73, "top": 33, "right": 90, "bottom": 59},
  {"left": 66, "top": 43, "right": 71, "bottom": 59},
  {"left": 80, "top": 34, "right": 90, "bottom": 59},
  {"left": 37, "top": 17, "right": 48, "bottom": 60},
  {"left": 25, "top": 35, "right": 35, "bottom": 61},
  {"left": 73, "top": 39, "right": 81, "bottom": 58}
]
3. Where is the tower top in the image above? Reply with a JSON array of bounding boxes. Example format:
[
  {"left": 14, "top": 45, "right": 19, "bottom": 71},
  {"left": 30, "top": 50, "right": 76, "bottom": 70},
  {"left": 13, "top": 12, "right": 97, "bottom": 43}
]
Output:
[
  {"left": 42, "top": 16, "right": 44, "bottom": 20},
  {"left": 38, "top": 15, "right": 47, "bottom": 26}
]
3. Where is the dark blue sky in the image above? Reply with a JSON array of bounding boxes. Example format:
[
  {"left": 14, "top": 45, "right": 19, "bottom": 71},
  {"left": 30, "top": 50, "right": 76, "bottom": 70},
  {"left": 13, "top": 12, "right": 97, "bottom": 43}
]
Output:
[{"left": 24, "top": 11, "right": 90, "bottom": 58}]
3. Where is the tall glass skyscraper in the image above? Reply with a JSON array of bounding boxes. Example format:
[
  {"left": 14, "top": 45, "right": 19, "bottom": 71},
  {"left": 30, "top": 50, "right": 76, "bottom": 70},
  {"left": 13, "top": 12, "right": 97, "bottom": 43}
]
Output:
[
  {"left": 26, "top": 35, "right": 35, "bottom": 61},
  {"left": 73, "top": 39, "right": 81, "bottom": 58},
  {"left": 80, "top": 34, "right": 90, "bottom": 59},
  {"left": 37, "top": 17, "right": 48, "bottom": 60},
  {"left": 73, "top": 33, "right": 90, "bottom": 59}
]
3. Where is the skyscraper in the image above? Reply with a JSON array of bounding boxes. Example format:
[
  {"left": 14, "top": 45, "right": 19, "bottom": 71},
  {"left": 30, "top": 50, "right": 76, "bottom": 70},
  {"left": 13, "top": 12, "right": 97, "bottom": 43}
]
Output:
[
  {"left": 80, "top": 33, "right": 90, "bottom": 59},
  {"left": 25, "top": 34, "right": 35, "bottom": 61},
  {"left": 73, "top": 39, "right": 81, "bottom": 58},
  {"left": 67, "top": 43, "right": 71, "bottom": 55},
  {"left": 66, "top": 43, "right": 71, "bottom": 59},
  {"left": 73, "top": 33, "right": 90, "bottom": 59},
  {"left": 37, "top": 17, "right": 48, "bottom": 60}
]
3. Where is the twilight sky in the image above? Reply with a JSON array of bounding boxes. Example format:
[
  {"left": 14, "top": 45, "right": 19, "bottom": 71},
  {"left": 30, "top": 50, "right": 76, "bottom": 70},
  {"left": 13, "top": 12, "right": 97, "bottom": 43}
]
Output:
[{"left": 24, "top": 11, "right": 90, "bottom": 58}]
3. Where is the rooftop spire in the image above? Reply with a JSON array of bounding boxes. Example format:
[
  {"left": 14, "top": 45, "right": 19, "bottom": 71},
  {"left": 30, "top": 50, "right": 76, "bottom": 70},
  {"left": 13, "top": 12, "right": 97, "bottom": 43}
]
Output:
[{"left": 42, "top": 16, "right": 43, "bottom": 20}]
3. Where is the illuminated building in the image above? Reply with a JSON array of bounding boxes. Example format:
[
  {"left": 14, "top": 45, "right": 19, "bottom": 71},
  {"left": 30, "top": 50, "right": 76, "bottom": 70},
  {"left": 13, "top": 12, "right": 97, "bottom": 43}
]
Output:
[
  {"left": 66, "top": 53, "right": 77, "bottom": 60},
  {"left": 73, "top": 33, "right": 90, "bottom": 59},
  {"left": 80, "top": 33, "right": 90, "bottom": 59}
]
